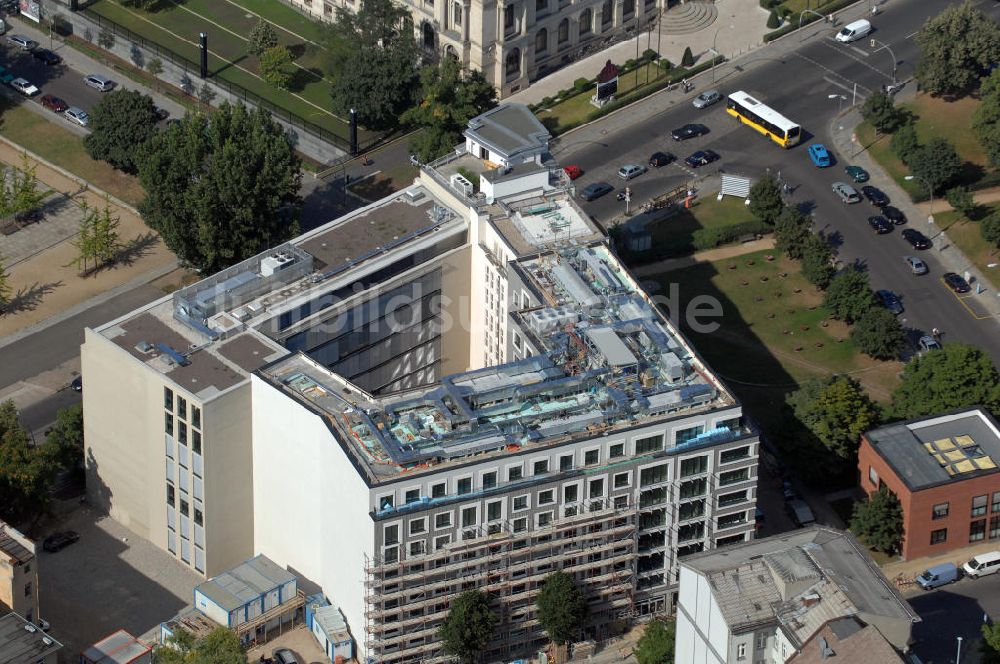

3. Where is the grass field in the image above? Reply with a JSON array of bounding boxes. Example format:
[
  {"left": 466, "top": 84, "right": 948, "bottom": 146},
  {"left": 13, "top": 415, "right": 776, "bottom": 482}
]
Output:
[
  {"left": 641, "top": 196, "right": 759, "bottom": 258},
  {"left": 936, "top": 204, "right": 1000, "bottom": 291}
]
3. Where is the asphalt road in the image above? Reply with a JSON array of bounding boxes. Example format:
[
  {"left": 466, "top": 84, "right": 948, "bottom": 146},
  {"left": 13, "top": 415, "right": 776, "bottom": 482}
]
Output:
[
  {"left": 554, "top": 0, "right": 1000, "bottom": 364},
  {"left": 908, "top": 571, "right": 1000, "bottom": 663}
]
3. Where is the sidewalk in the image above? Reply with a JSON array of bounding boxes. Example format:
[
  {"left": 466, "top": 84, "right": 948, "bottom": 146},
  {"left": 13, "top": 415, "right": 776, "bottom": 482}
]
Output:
[{"left": 883, "top": 541, "right": 1000, "bottom": 592}]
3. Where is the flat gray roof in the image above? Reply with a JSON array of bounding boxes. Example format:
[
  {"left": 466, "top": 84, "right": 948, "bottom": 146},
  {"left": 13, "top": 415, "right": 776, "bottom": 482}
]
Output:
[
  {"left": 465, "top": 104, "right": 550, "bottom": 160},
  {"left": 196, "top": 555, "right": 295, "bottom": 612},
  {"left": 81, "top": 630, "right": 151, "bottom": 664},
  {"left": 0, "top": 612, "right": 62, "bottom": 664}
]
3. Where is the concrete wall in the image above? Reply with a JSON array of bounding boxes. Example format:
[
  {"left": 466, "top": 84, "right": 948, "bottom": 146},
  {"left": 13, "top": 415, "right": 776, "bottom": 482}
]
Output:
[
  {"left": 438, "top": 244, "right": 474, "bottom": 376},
  {"left": 676, "top": 566, "right": 728, "bottom": 664},
  {"left": 0, "top": 524, "right": 37, "bottom": 622}
]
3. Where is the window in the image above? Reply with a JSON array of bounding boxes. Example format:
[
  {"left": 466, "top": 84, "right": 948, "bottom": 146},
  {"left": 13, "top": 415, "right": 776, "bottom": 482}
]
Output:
[
  {"left": 192, "top": 406, "right": 200, "bottom": 429},
  {"left": 409, "top": 541, "right": 425, "bottom": 557},
  {"left": 718, "top": 512, "right": 747, "bottom": 529},
  {"left": 432, "top": 483, "right": 446, "bottom": 498},
  {"left": 513, "top": 517, "right": 528, "bottom": 533},
  {"left": 719, "top": 468, "right": 749, "bottom": 486},
  {"left": 533, "top": 459, "right": 549, "bottom": 475},
  {"left": 868, "top": 466, "right": 879, "bottom": 486},
  {"left": 679, "top": 456, "right": 708, "bottom": 477},
  {"left": 601, "top": 0, "right": 612, "bottom": 23},
  {"left": 505, "top": 48, "right": 520, "bottom": 78},
  {"left": 164, "top": 387, "right": 173, "bottom": 411},
  {"left": 405, "top": 489, "right": 420, "bottom": 504},
  {"left": 614, "top": 472, "right": 630, "bottom": 488},
  {"left": 24, "top": 582, "right": 31, "bottom": 597},
  {"left": 635, "top": 434, "right": 663, "bottom": 454},
  {"left": 537, "top": 512, "right": 553, "bottom": 528},
  {"left": 584, "top": 449, "right": 599, "bottom": 465},
  {"left": 579, "top": 7, "right": 592, "bottom": 34},
  {"left": 720, "top": 446, "right": 750, "bottom": 464},
  {"left": 165, "top": 413, "right": 174, "bottom": 436},
  {"left": 453, "top": 1, "right": 462, "bottom": 25},
  {"left": 929, "top": 528, "right": 947, "bottom": 544},
  {"left": 435, "top": 535, "right": 451, "bottom": 551},
  {"left": 167, "top": 484, "right": 175, "bottom": 506},
  {"left": 757, "top": 634, "right": 767, "bottom": 650},
  {"left": 614, "top": 495, "right": 629, "bottom": 509},
  {"left": 736, "top": 643, "right": 746, "bottom": 660},
  {"left": 513, "top": 495, "right": 529, "bottom": 511},
  {"left": 676, "top": 425, "right": 704, "bottom": 445},
  {"left": 679, "top": 500, "right": 705, "bottom": 520},
  {"left": 717, "top": 533, "right": 746, "bottom": 548},
  {"left": 538, "top": 489, "right": 555, "bottom": 505},
  {"left": 192, "top": 430, "right": 202, "bottom": 455},
  {"left": 932, "top": 502, "right": 949, "bottom": 520},
  {"left": 383, "top": 546, "right": 398, "bottom": 563},
  {"left": 535, "top": 28, "right": 547, "bottom": 53},
  {"left": 971, "top": 519, "right": 987, "bottom": 542},
  {"left": 410, "top": 519, "right": 427, "bottom": 535},
  {"left": 457, "top": 478, "right": 472, "bottom": 495},
  {"left": 384, "top": 524, "right": 399, "bottom": 545},
  {"left": 640, "top": 464, "right": 667, "bottom": 486},
  {"left": 589, "top": 478, "right": 604, "bottom": 498},
  {"left": 178, "top": 422, "right": 187, "bottom": 446},
  {"left": 435, "top": 512, "right": 452, "bottom": 529},
  {"left": 535, "top": 0, "right": 546, "bottom": 10},
  {"left": 482, "top": 471, "right": 497, "bottom": 489},
  {"left": 194, "top": 507, "right": 203, "bottom": 526},
  {"left": 508, "top": 465, "right": 523, "bottom": 481},
  {"left": 379, "top": 495, "right": 394, "bottom": 510},
  {"left": 461, "top": 507, "right": 477, "bottom": 527},
  {"left": 679, "top": 478, "right": 706, "bottom": 499},
  {"left": 990, "top": 515, "right": 1000, "bottom": 540},
  {"left": 719, "top": 490, "right": 747, "bottom": 508},
  {"left": 609, "top": 442, "right": 625, "bottom": 458},
  {"left": 559, "top": 454, "right": 573, "bottom": 471},
  {"left": 973, "top": 495, "right": 988, "bottom": 517},
  {"left": 993, "top": 492, "right": 1000, "bottom": 513},
  {"left": 557, "top": 18, "right": 569, "bottom": 44},
  {"left": 487, "top": 501, "right": 502, "bottom": 521},
  {"left": 177, "top": 396, "right": 187, "bottom": 421},
  {"left": 180, "top": 498, "right": 189, "bottom": 517}
]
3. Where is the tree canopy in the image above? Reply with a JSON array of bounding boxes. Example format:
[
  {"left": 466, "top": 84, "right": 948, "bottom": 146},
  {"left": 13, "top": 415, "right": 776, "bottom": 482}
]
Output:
[
  {"left": 850, "top": 487, "right": 903, "bottom": 553},
  {"left": 982, "top": 622, "right": 1000, "bottom": 664},
  {"left": 915, "top": 1, "right": 1000, "bottom": 96},
  {"left": 0, "top": 400, "right": 62, "bottom": 523},
  {"left": 801, "top": 234, "right": 835, "bottom": 288},
  {"left": 861, "top": 91, "right": 905, "bottom": 133},
  {"left": 909, "top": 137, "right": 962, "bottom": 195},
  {"left": 84, "top": 88, "right": 160, "bottom": 174},
  {"left": 403, "top": 57, "right": 497, "bottom": 163},
  {"left": 774, "top": 205, "right": 811, "bottom": 260},
  {"left": 46, "top": 404, "right": 83, "bottom": 471},
  {"left": 248, "top": 18, "right": 279, "bottom": 56},
  {"left": 982, "top": 210, "right": 1000, "bottom": 247},
  {"left": 324, "top": 0, "right": 420, "bottom": 130},
  {"left": 438, "top": 590, "right": 497, "bottom": 664},
  {"left": 635, "top": 620, "right": 675, "bottom": 664},
  {"left": 137, "top": 103, "right": 302, "bottom": 272},
  {"left": 748, "top": 174, "right": 784, "bottom": 225},
  {"left": 851, "top": 307, "right": 905, "bottom": 361},
  {"left": 153, "top": 627, "right": 245, "bottom": 664},
  {"left": 823, "top": 269, "right": 876, "bottom": 323},
  {"left": 890, "top": 343, "right": 1000, "bottom": 418},
  {"left": 973, "top": 69, "right": 1000, "bottom": 168},
  {"left": 536, "top": 571, "right": 589, "bottom": 645},
  {"left": 259, "top": 45, "right": 293, "bottom": 89},
  {"left": 788, "top": 375, "right": 880, "bottom": 460}
]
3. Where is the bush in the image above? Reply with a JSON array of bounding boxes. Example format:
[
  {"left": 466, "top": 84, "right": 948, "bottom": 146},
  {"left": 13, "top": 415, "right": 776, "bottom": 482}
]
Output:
[
  {"left": 540, "top": 96, "right": 554, "bottom": 108},
  {"left": 861, "top": 92, "right": 905, "bottom": 133},
  {"left": 681, "top": 47, "right": 695, "bottom": 68},
  {"left": 642, "top": 49, "right": 658, "bottom": 63},
  {"left": 572, "top": 78, "right": 591, "bottom": 93},
  {"left": 945, "top": 186, "right": 977, "bottom": 218},
  {"left": 802, "top": 235, "right": 835, "bottom": 288},
  {"left": 890, "top": 122, "right": 921, "bottom": 165},
  {"left": 691, "top": 221, "right": 771, "bottom": 250},
  {"left": 659, "top": 59, "right": 672, "bottom": 71},
  {"left": 624, "top": 58, "right": 637, "bottom": 71},
  {"left": 767, "top": 10, "right": 781, "bottom": 29}
]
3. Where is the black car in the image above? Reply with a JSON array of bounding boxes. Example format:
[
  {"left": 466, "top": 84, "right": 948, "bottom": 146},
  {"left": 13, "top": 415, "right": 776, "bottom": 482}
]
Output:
[
  {"left": 43, "top": 531, "right": 79, "bottom": 553},
  {"left": 71, "top": 376, "right": 82, "bottom": 392},
  {"left": 867, "top": 216, "right": 892, "bottom": 234},
  {"left": 902, "top": 228, "right": 931, "bottom": 249},
  {"left": 876, "top": 289, "right": 903, "bottom": 315},
  {"left": 32, "top": 49, "right": 62, "bottom": 66},
  {"left": 883, "top": 206, "right": 906, "bottom": 225},
  {"left": 671, "top": 123, "right": 708, "bottom": 141},
  {"left": 154, "top": 107, "right": 170, "bottom": 122},
  {"left": 862, "top": 185, "right": 889, "bottom": 207},
  {"left": 580, "top": 181, "right": 613, "bottom": 201},
  {"left": 943, "top": 272, "right": 971, "bottom": 293},
  {"left": 649, "top": 151, "right": 675, "bottom": 167},
  {"left": 684, "top": 149, "right": 720, "bottom": 168}
]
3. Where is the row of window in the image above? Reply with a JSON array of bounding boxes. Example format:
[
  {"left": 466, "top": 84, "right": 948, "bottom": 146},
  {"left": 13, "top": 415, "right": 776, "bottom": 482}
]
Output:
[
  {"left": 164, "top": 387, "right": 200, "bottom": 428},
  {"left": 933, "top": 493, "right": 1000, "bottom": 520},
  {"left": 930, "top": 516, "right": 1000, "bottom": 545}
]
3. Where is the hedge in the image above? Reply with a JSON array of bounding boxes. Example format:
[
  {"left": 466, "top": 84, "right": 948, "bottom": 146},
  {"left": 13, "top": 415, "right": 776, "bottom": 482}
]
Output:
[{"left": 692, "top": 221, "right": 773, "bottom": 251}]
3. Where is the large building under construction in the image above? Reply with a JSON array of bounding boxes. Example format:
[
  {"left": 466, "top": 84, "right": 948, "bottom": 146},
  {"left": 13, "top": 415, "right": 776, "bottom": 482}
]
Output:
[{"left": 81, "top": 104, "right": 758, "bottom": 662}]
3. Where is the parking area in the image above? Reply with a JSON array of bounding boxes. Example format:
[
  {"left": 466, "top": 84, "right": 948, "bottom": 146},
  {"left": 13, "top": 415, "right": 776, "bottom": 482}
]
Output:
[
  {"left": 37, "top": 504, "right": 201, "bottom": 658},
  {"left": 246, "top": 624, "right": 331, "bottom": 664}
]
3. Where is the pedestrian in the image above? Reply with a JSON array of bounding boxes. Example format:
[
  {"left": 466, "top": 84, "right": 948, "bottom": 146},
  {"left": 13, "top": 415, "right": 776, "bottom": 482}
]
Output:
[{"left": 932, "top": 327, "right": 941, "bottom": 340}]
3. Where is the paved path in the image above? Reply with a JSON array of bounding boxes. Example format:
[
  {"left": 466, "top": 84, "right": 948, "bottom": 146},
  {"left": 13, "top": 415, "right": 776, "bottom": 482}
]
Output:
[
  {"left": 631, "top": 237, "right": 776, "bottom": 277},
  {"left": 914, "top": 184, "right": 1000, "bottom": 215}
]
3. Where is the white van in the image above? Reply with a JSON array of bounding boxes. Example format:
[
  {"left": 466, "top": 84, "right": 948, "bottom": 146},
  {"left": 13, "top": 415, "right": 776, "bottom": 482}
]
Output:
[
  {"left": 836, "top": 19, "right": 872, "bottom": 43},
  {"left": 963, "top": 550, "right": 1000, "bottom": 578}
]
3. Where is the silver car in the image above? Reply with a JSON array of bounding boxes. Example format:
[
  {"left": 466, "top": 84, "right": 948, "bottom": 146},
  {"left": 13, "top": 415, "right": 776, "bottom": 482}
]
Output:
[
  {"left": 617, "top": 164, "right": 647, "bottom": 180},
  {"left": 692, "top": 90, "right": 721, "bottom": 109},
  {"left": 831, "top": 181, "right": 861, "bottom": 203},
  {"left": 65, "top": 107, "right": 90, "bottom": 127},
  {"left": 84, "top": 74, "right": 117, "bottom": 92},
  {"left": 904, "top": 255, "right": 928, "bottom": 275},
  {"left": 273, "top": 649, "right": 300, "bottom": 664},
  {"left": 10, "top": 78, "right": 39, "bottom": 96},
  {"left": 7, "top": 34, "right": 37, "bottom": 50}
]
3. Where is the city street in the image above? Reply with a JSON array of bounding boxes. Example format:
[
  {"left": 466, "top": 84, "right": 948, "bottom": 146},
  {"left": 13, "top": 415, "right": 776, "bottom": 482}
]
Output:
[
  {"left": 907, "top": 572, "right": 1000, "bottom": 663},
  {"left": 554, "top": 0, "right": 1000, "bottom": 364}
]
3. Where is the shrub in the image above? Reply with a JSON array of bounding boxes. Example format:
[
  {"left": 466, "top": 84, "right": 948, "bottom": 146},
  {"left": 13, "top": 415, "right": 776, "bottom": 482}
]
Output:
[
  {"left": 945, "top": 186, "right": 977, "bottom": 218},
  {"left": 642, "top": 48, "right": 658, "bottom": 62},
  {"left": 659, "top": 59, "right": 672, "bottom": 71},
  {"left": 851, "top": 307, "right": 905, "bottom": 360},
  {"left": 767, "top": 10, "right": 781, "bottom": 29},
  {"left": 691, "top": 221, "right": 771, "bottom": 250},
  {"left": 540, "top": 96, "right": 554, "bottom": 108},
  {"left": 823, "top": 270, "right": 876, "bottom": 323},
  {"left": 802, "top": 235, "right": 835, "bottom": 288},
  {"left": 572, "top": 77, "right": 591, "bottom": 93},
  {"left": 890, "top": 122, "right": 921, "bottom": 164},
  {"left": 681, "top": 47, "right": 695, "bottom": 67}
]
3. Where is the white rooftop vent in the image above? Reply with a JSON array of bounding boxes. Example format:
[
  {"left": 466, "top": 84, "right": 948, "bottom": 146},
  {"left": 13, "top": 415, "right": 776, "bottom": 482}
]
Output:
[
  {"left": 449, "top": 173, "right": 474, "bottom": 197},
  {"left": 136, "top": 341, "right": 155, "bottom": 354},
  {"left": 260, "top": 252, "right": 296, "bottom": 277},
  {"left": 42, "top": 636, "right": 53, "bottom": 646},
  {"left": 403, "top": 187, "right": 426, "bottom": 203},
  {"left": 24, "top": 624, "right": 37, "bottom": 633},
  {"left": 245, "top": 302, "right": 265, "bottom": 316}
]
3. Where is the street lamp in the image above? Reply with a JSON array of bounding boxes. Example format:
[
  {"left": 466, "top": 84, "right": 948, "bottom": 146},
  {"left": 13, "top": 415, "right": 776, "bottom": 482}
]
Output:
[
  {"left": 956, "top": 636, "right": 963, "bottom": 664},
  {"left": 870, "top": 38, "right": 898, "bottom": 85},
  {"left": 710, "top": 24, "right": 733, "bottom": 84},
  {"left": 904, "top": 175, "right": 934, "bottom": 224},
  {"left": 828, "top": 93, "right": 846, "bottom": 114}
]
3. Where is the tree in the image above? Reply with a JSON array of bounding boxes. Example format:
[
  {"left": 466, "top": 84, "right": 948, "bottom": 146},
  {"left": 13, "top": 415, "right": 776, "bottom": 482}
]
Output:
[
  {"left": 0, "top": 400, "right": 62, "bottom": 523},
  {"left": 915, "top": 1, "right": 1000, "bottom": 96},
  {"left": 973, "top": 69, "right": 1000, "bottom": 168},
  {"left": 635, "top": 620, "right": 675, "bottom": 664},
  {"left": 198, "top": 83, "right": 217, "bottom": 107},
  {"left": 982, "top": 210, "right": 1000, "bottom": 247},
  {"left": 11, "top": 153, "right": 46, "bottom": 219},
  {"left": 788, "top": 375, "right": 880, "bottom": 460},
  {"left": 0, "top": 256, "right": 10, "bottom": 312},
  {"left": 823, "top": 269, "right": 876, "bottom": 323},
  {"left": 119, "top": 0, "right": 159, "bottom": 8},
  {"left": 945, "top": 186, "right": 977, "bottom": 218},
  {"left": 748, "top": 174, "right": 784, "bottom": 225},
  {"left": 981, "top": 622, "right": 1000, "bottom": 664},
  {"left": 46, "top": 404, "right": 83, "bottom": 471},
  {"left": 766, "top": 10, "right": 780, "bottom": 29},
  {"left": 851, "top": 307, "right": 905, "bottom": 360},
  {"left": 681, "top": 46, "right": 695, "bottom": 67},
  {"left": 402, "top": 57, "right": 497, "bottom": 163},
  {"left": 84, "top": 89, "right": 160, "bottom": 174},
  {"left": 802, "top": 234, "right": 835, "bottom": 289},
  {"left": 138, "top": 103, "right": 302, "bottom": 272},
  {"left": 890, "top": 122, "right": 921, "bottom": 165},
  {"left": 248, "top": 18, "right": 279, "bottom": 56},
  {"left": 97, "top": 28, "right": 115, "bottom": 52},
  {"left": 146, "top": 57, "right": 164, "bottom": 92},
  {"left": 850, "top": 487, "right": 903, "bottom": 553},
  {"left": 774, "top": 205, "right": 811, "bottom": 259},
  {"left": 153, "top": 626, "right": 245, "bottom": 664},
  {"left": 890, "top": 343, "right": 1000, "bottom": 418},
  {"left": 909, "top": 137, "right": 962, "bottom": 195},
  {"left": 324, "top": 0, "right": 420, "bottom": 130},
  {"left": 536, "top": 571, "right": 588, "bottom": 645},
  {"left": 259, "top": 45, "right": 293, "bottom": 89},
  {"left": 861, "top": 91, "right": 905, "bottom": 133},
  {"left": 438, "top": 591, "right": 497, "bottom": 664}
]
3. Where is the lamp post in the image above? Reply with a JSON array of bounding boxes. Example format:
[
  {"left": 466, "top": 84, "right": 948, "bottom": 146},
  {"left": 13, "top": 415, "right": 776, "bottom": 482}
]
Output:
[
  {"left": 828, "top": 93, "right": 846, "bottom": 114},
  {"left": 956, "top": 636, "right": 963, "bottom": 664},
  {"left": 710, "top": 24, "right": 733, "bottom": 84},
  {"left": 905, "top": 175, "right": 934, "bottom": 224},
  {"left": 871, "top": 37, "right": 898, "bottom": 85}
]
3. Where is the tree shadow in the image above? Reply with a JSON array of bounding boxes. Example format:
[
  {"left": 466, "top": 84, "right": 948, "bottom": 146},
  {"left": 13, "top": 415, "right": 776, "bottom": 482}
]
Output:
[
  {"left": 301, "top": 176, "right": 364, "bottom": 232},
  {"left": 211, "top": 54, "right": 249, "bottom": 78},
  {"left": 288, "top": 43, "right": 308, "bottom": 60},
  {"left": 823, "top": 229, "right": 844, "bottom": 250},
  {"left": 1, "top": 281, "right": 62, "bottom": 315},
  {"left": 116, "top": 233, "right": 161, "bottom": 267},
  {"left": 348, "top": 175, "right": 400, "bottom": 204},
  {"left": 286, "top": 67, "right": 322, "bottom": 94},
  {"left": 955, "top": 161, "right": 986, "bottom": 189}
]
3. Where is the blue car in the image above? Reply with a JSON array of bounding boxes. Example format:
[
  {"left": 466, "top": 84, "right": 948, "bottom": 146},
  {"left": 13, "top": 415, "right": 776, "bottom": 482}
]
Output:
[{"left": 807, "top": 143, "right": 831, "bottom": 167}]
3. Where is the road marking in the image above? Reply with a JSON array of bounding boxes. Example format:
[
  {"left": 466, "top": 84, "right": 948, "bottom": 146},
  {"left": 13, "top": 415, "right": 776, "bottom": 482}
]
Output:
[
  {"left": 905, "top": 30, "right": 919, "bottom": 39},
  {"left": 849, "top": 46, "right": 871, "bottom": 58},
  {"left": 941, "top": 279, "right": 996, "bottom": 320},
  {"left": 818, "top": 40, "right": 895, "bottom": 80},
  {"left": 822, "top": 75, "right": 871, "bottom": 97},
  {"left": 795, "top": 51, "right": 874, "bottom": 96}
]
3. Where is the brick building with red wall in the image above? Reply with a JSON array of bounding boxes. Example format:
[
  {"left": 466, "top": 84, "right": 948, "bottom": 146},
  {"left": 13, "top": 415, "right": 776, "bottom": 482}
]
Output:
[{"left": 858, "top": 408, "right": 1000, "bottom": 560}]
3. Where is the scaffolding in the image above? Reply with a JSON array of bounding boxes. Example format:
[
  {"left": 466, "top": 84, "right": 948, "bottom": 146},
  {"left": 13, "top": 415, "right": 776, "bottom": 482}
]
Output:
[{"left": 363, "top": 499, "right": 637, "bottom": 664}]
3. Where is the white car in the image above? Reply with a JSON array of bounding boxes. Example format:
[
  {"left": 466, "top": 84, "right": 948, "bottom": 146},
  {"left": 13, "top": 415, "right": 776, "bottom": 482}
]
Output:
[
  {"left": 10, "top": 78, "right": 39, "bottom": 96},
  {"left": 65, "top": 107, "right": 90, "bottom": 127}
]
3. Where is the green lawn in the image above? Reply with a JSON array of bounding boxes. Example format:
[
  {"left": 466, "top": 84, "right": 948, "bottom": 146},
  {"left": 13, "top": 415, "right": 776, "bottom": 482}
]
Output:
[
  {"left": 936, "top": 205, "right": 1000, "bottom": 291},
  {"left": 642, "top": 196, "right": 758, "bottom": 258}
]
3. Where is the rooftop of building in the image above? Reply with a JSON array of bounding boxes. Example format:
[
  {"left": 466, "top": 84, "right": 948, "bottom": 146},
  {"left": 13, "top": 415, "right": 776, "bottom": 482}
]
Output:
[
  {"left": 788, "top": 617, "right": 906, "bottom": 664},
  {"left": 81, "top": 630, "right": 152, "bottom": 664},
  {"left": 0, "top": 612, "right": 63, "bottom": 664},
  {"left": 864, "top": 407, "right": 1000, "bottom": 491},
  {"left": 0, "top": 522, "right": 33, "bottom": 565},
  {"left": 260, "top": 242, "right": 739, "bottom": 486},
  {"left": 681, "top": 527, "right": 917, "bottom": 648},
  {"left": 464, "top": 103, "right": 550, "bottom": 160},
  {"left": 196, "top": 554, "right": 296, "bottom": 612}
]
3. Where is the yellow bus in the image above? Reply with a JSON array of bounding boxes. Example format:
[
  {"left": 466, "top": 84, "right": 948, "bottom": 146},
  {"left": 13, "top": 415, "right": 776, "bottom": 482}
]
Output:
[{"left": 726, "top": 91, "right": 801, "bottom": 148}]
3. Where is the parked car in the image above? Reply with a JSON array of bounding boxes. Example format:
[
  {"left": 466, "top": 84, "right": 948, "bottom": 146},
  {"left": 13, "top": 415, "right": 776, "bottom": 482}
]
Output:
[
  {"left": 648, "top": 151, "right": 675, "bottom": 167},
  {"left": 844, "top": 165, "right": 869, "bottom": 182},
  {"left": 671, "top": 123, "right": 708, "bottom": 140},
  {"left": 71, "top": 376, "right": 82, "bottom": 392},
  {"left": 901, "top": 228, "right": 931, "bottom": 249},
  {"left": 862, "top": 185, "right": 890, "bottom": 207},
  {"left": 273, "top": 649, "right": 300, "bottom": 664},
  {"left": 876, "top": 289, "right": 903, "bottom": 314},
  {"left": 684, "top": 149, "right": 720, "bottom": 168},
  {"left": 786, "top": 499, "right": 816, "bottom": 528},
  {"left": 883, "top": 206, "right": 906, "bottom": 225},
  {"left": 42, "top": 531, "right": 79, "bottom": 553},
  {"left": 580, "top": 182, "right": 613, "bottom": 201},
  {"left": 154, "top": 107, "right": 170, "bottom": 122},
  {"left": 692, "top": 90, "right": 721, "bottom": 109},
  {"left": 10, "top": 78, "right": 39, "bottom": 97},
  {"left": 65, "top": 107, "right": 90, "bottom": 127},
  {"left": 831, "top": 181, "right": 861, "bottom": 203},
  {"left": 918, "top": 335, "right": 941, "bottom": 354},
  {"left": 782, "top": 480, "right": 797, "bottom": 502},
  {"left": 943, "top": 272, "right": 971, "bottom": 293},
  {"left": 7, "top": 34, "right": 37, "bottom": 50},
  {"left": 904, "top": 255, "right": 928, "bottom": 275},
  {"left": 563, "top": 164, "right": 583, "bottom": 180},
  {"left": 916, "top": 562, "right": 959, "bottom": 590},
  {"left": 84, "top": 74, "right": 116, "bottom": 91},
  {"left": 868, "top": 215, "right": 892, "bottom": 234},
  {"left": 963, "top": 551, "right": 1000, "bottom": 578},
  {"left": 618, "top": 164, "right": 647, "bottom": 180},
  {"left": 807, "top": 143, "right": 832, "bottom": 167},
  {"left": 32, "top": 48, "right": 61, "bottom": 65},
  {"left": 40, "top": 94, "right": 68, "bottom": 113}
]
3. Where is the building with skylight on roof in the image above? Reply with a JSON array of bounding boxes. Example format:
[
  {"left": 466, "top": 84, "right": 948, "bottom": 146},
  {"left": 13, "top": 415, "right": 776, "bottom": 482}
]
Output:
[{"left": 858, "top": 407, "right": 1000, "bottom": 559}]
